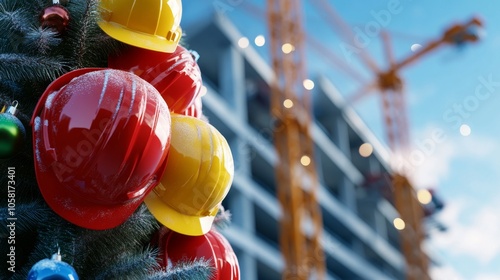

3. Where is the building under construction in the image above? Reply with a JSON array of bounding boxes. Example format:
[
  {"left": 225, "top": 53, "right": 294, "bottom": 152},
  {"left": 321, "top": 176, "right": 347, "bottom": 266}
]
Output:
[{"left": 185, "top": 15, "right": 412, "bottom": 279}]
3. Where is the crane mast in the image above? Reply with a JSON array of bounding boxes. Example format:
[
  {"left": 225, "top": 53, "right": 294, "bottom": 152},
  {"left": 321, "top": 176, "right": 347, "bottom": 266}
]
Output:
[{"left": 267, "top": 0, "right": 326, "bottom": 278}]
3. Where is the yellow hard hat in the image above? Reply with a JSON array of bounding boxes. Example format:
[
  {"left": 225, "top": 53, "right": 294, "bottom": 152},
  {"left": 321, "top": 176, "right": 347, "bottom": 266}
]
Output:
[
  {"left": 145, "top": 114, "right": 234, "bottom": 236},
  {"left": 98, "top": 0, "right": 182, "bottom": 53}
]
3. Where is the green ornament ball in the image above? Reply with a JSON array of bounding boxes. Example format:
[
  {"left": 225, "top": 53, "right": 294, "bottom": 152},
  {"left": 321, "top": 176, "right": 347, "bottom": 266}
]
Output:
[{"left": 0, "top": 112, "right": 26, "bottom": 159}]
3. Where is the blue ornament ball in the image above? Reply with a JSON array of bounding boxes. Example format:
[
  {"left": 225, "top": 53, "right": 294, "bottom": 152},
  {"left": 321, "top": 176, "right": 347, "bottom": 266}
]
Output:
[{"left": 28, "top": 253, "right": 79, "bottom": 280}]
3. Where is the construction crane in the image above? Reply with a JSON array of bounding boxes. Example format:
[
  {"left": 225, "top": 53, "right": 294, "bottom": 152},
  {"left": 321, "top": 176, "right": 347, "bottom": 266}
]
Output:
[
  {"left": 263, "top": 0, "right": 482, "bottom": 277},
  {"left": 308, "top": 0, "right": 483, "bottom": 278},
  {"left": 267, "top": 0, "right": 326, "bottom": 279}
]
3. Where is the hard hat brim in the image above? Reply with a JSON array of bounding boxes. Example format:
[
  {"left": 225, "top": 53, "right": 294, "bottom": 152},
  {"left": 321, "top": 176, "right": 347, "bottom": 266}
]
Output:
[
  {"left": 144, "top": 186, "right": 218, "bottom": 236},
  {"left": 98, "top": 21, "right": 181, "bottom": 53},
  {"left": 31, "top": 68, "right": 157, "bottom": 231}
]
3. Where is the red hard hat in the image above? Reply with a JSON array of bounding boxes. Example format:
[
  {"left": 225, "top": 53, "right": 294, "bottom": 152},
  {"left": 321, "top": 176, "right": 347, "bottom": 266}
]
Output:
[
  {"left": 30, "top": 68, "right": 171, "bottom": 230},
  {"left": 108, "top": 45, "right": 202, "bottom": 113},
  {"left": 159, "top": 228, "right": 240, "bottom": 280}
]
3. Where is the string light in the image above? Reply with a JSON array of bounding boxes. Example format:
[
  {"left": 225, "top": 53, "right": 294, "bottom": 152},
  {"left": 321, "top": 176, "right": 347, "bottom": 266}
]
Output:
[
  {"left": 303, "top": 79, "right": 315, "bottom": 90},
  {"left": 393, "top": 218, "right": 405, "bottom": 230},
  {"left": 255, "top": 35, "right": 266, "bottom": 47},
  {"left": 417, "top": 189, "right": 432, "bottom": 205},
  {"left": 282, "top": 43, "right": 294, "bottom": 54},
  {"left": 300, "top": 155, "right": 311, "bottom": 166},
  {"left": 359, "top": 143, "right": 373, "bottom": 157},
  {"left": 411, "top": 43, "right": 422, "bottom": 52},
  {"left": 460, "top": 124, "right": 471, "bottom": 136},
  {"left": 238, "top": 37, "right": 249, "bottom": 48},
  {"left": 283, "top": 99, "right": 294, "bottom": 108}
]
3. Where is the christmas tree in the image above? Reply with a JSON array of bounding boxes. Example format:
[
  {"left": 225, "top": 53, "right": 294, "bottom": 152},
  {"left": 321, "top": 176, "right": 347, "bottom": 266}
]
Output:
[{"left": 0, "top": 1, "right": 238, "bottom": 279}]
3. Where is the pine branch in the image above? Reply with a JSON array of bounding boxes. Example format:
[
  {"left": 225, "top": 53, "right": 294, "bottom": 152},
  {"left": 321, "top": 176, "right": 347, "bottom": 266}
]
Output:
[
  {"left": 76, "top": 0, "right": 97, "bottom": 68},
  {"left": 72, "top": 0, "right": 98, "bottom": 68},
  {"left": 0, "top": 53, "right": 66, "bottom": 81},
  {"left": 74, "top": 205, "right": 160, "bottom": 277},
  {"left": 24, "top": 27, "right": 62, "bottom": 55},
  {"left": 0, "top": 5, "right": 31, "bottom": 53},
  {"left": 0, "top": 4, "right": 31, "bottom": 34},
  {"left": 0, "top": 201, "right": 48, "bottom": 237},
  {"left": 78, "top": 205, "right": 159, "bottom": 254},
  {"left": 94, "top": 247, "right": 160, "bottom": 280},
  {"left": 148, "top": 259, "right": 214, "bottom": 280},
  {"left": 0, "top": 79, "right": 22, "bottom": 96}
]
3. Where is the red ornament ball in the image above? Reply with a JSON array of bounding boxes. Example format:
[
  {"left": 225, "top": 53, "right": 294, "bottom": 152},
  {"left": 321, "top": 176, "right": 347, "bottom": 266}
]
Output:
[
  {"left": 108, "top": 45, "right": 203, "bottom": 113},
  {"left": 39, "top": 4, "right": 70, "bottom": 35}
]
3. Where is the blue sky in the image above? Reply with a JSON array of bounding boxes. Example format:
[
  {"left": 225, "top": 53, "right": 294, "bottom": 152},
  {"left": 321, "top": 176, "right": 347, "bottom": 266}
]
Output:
[{"left": 184, "top": 1, "right": 500, "bottom": 279}]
